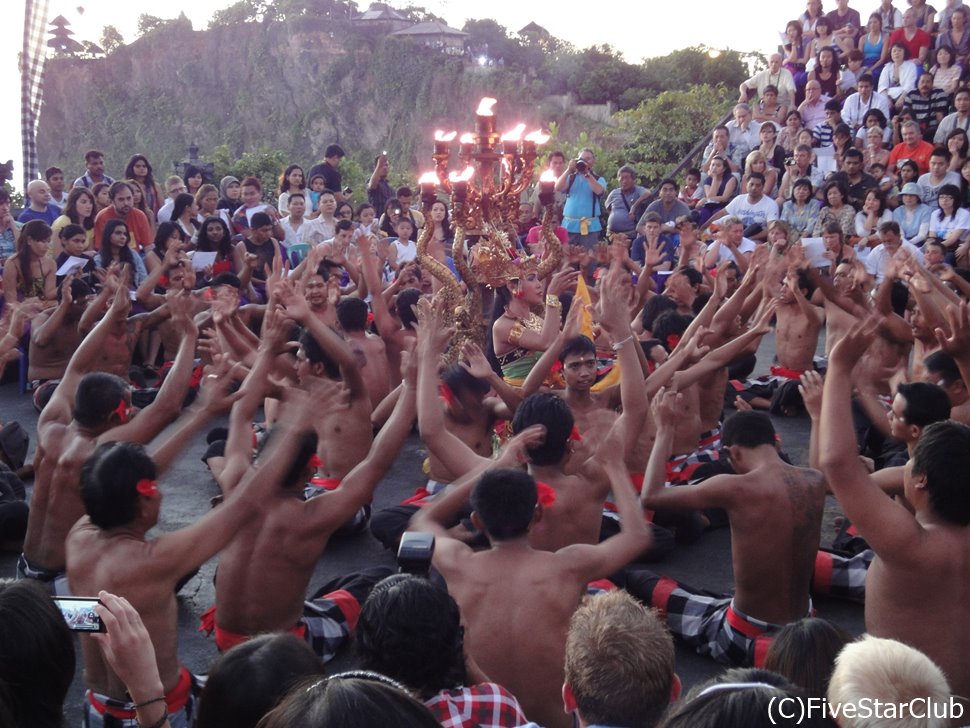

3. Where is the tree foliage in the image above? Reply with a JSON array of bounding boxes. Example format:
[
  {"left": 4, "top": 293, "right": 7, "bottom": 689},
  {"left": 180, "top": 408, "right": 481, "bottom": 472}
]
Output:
[
  {"left": 100, "top": 25, "right": 124, "bottom": 54},
  {"left": 137, "top": 15, "right": 167, "bottom": 36},
  {"left": 210, "top": 145, "right": 289, "bottom": 203}
]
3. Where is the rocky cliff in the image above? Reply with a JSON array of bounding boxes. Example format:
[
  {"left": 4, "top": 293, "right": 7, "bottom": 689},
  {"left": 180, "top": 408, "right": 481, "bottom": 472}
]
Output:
[{"left": 38, "top": 17, "right": 576, "bottom": 179}]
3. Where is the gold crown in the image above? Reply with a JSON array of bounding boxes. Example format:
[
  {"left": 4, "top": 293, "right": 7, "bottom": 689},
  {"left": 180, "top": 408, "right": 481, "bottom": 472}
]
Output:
[{"left": 470, "top": 223, "right": 540, "bottom": 289}]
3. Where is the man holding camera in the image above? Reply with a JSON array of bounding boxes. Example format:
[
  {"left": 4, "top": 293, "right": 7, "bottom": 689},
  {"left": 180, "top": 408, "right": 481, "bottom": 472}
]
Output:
[{"left": 555, "top": 148, "right": 606, "bottom": 250}]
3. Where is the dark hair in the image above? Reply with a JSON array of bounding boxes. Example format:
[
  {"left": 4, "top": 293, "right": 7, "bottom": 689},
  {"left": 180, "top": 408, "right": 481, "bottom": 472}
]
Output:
[
  {"left": 355, "top": 202, "right": 374, "bottom": 218},
  {"left": 946, "top": 128, "right": 969, "bottom": 159},
  {"left": 84, "top": 150, "right": 104, "bottom": 163},
  {"left": 747, "top": 171, "right": 766, "bottom": 184},
  {"left": 250, "top": 211, "right": 273, "bottom": 229},
  {"left": 260, "top": 674, "right": 441, "bottom": 728},
  {"left": 44, "top": 165, "right": 63, "bottom": 180},
  {"left": 824, "top": 98, "right": 842, "bottom": 112},
  {"left": 791, "top": 177, "right": 814, "bottom": 199},
  {"left": 858, "top": 73, "right": 874, "bottom": 85},
  {"left": 890, "top": 41, "right": 909, "bottom": 59},
  {"left": 107, "top": 180, "right": 132, "bottom": 201},
  {"left": 396, "top": 186, "right": 414, "bottom": 198},
  {"left": 279, "top": 164, "right": 306, "bottom": 195},
  {"left": 722, "top": 410, "right": 776, "bottom": 448},
  {"left": 549, "top": 150, "right": 567, "bottom": 163},
  {"left": 924, "top": 351, "right": 962, "bottom": 385},
  {"left": 863, "top": 108, "right": 887, "bottom": 128},
  {"left": 764, "top": 618, "right": 852, "bottom": 700},
  {"left": 559, "top": 335, "right": 597, "bottom": 364},
  {"left": 356, "top": 575, "right": 467, "bottom": 699},
  {"left": 937, "top": 183, "right": 962, "bottom": 220},
  {"left": 440, "top": 363, "right": 490, "bottom": 399},
  {"left": 152, "top": 221, "right": 181, "bottom": 259},
  {"left": 124, "top": 154, "right": 156, "bottom": 191},
  {"left": 896, "top": 381, "right": 951, "bottom": 427},
  {"left": 196, "top": 634, "right": 325, "bottom": 728},
  {"left": 864, "top": 187, "right": 887, "bottom": 215},
  {"left": 677, "top": 266, "right": 703, "bottom": 288},
  {"left": 471, "top": 467, "right": 538, "bottom": 539},
  {"left": 651, "top": 311, "right": 693, "bottom": 353},
  {"left": 289, "top": 191, "right": 306, "bottom": 203},
  {"left": 58, "top": 223, "right": 86, "bottom": 241},
  {"left": 241, "top": 175, "right": 262, "bottom": 190},
  {"left": 660, "top": 668, "right": 826, "bottom": 728},
  {"left": 211, "top": 272, "right": 242, "bottom": 289},
  {"left": 197, "top": 216, "right": 234, "bottom": 260},
  {"left": 842, "top": 147, "right": 863, "bottom": 161},
  {"left": 822, "top": 180, "right": 847, "bottom": 207},
  {"left": 324, "top": 144, "right": 346, "bottom": 159},
  {"left": 171, "top": 192, "right": 197, "bottom": 224},
  {"left": 57, "top": 276, "right": 93, "bottom": 303},
  {"left": 911, "top": 421, "right": 970, "bottom": 525},
  {"left": 64, "top": 187, "right": 96, "bottom": 230},
  {"left": 336, "top": 297, "right": 369, "bottom": 332},
  {"left": 80, "top": 441, "right": 157, "bottom": 530},
  {"left": 100, "top": 219, "right": 135, "bottom": 268},
  {"left": 16, "top": 220, "right": 51, "bottom": 287},
  {"left": 299, "top": 327, "right": 341, "bottom": 380},
  {"left": 930, "top": 145, "right": 952, "bottom": 163},
  {"left": 396, "top": 288, "right": 422, "bottom": 330},
  {"left": 0, "top": 189, "right": 9, "bottom": 205},
  {"left": 335, "top": 219, "right": 353, "bottom": 233},
  {"left": 184, "top": 164, "right": 204, "bottom": 186},
  {"left": 0, "top": 580, "right": 75, "bottom": 728},
  {"left": 73, "top": 372, "right": 129, "bottom": 428},
  {"left": 511, "top": 393, "right": 574, "bottom": 466}
]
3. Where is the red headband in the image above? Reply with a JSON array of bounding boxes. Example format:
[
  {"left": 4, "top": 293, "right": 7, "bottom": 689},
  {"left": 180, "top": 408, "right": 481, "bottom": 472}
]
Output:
[
  {"left": 439, "top": 383, "right": 456, "bottom": 407},
  {"left": 136, "top": 479, "right": 158, "bottom": 497}
]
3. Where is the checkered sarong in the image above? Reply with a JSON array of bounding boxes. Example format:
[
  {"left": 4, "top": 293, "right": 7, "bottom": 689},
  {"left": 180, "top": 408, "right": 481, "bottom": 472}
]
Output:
[
  {"left": 812, "top": 549, "right": 873, "bottom": 602},
  {"left": 626, "top": 570, "right": 803, "bottom": 667},
  {"left": 21, "top": 0, "right": 51, "bottom": 191}
]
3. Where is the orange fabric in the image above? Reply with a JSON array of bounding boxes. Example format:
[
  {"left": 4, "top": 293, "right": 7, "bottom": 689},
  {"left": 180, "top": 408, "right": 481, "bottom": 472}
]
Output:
[
  {"left": 87, "top": 667, "right": 192, "bottom": 718},
  {"left": 814, "top": 551, "right": 833, "bottom": 593},
  {"left": 769, "top": 365, "right": 805, "bottom": 381},
  {"left": 652, "top": 576, "right": 679, "bottom": 617},
  {"left": 93, "top": 206, "right": 153, "bottom": 251},
  {"left": 199, "top": 605, "right": 307, "bottom": 652}
]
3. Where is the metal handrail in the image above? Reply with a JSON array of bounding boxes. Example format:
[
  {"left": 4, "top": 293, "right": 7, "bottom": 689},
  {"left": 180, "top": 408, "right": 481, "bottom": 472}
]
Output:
[{"left": 662, "top": 109, "right": 734, "bottom": 182}]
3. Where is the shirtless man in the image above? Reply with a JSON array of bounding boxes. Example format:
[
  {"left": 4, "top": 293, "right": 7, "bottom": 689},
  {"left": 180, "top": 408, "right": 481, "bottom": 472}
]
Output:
[
  {"left": 335, "top": 296, "right": 393, "bottom": 410},
  {"left": 410, "top": 431, "right": 650, "bottom": 728},
  {"left": 20, "top": 287, "right": 199, "bottom": 591},
  {"left": 820, "top": 311, "right": 970, "bottom": 702},
  {"left": 924, "top": 350, "right": 970, "bottom": 425},
  {"left": 279, "top": 280, "right": 373, "bottom": 485},
  {"left": 28, "top": 276, "right": 90, "bottom": 382},
  {"left": 208, "top": 312, "right": 415, "bottom": 655},
  {"left": 809, "top": 259, "right": 863, "bottom": 357},
  {"left": 65, "top": 379, "right": 315, "bottom": 727},
  {"left": 414, "top": 290, "right": 647, "bottom": 553},
  {"left": 633, "top": 400, "right": 825, "bottom": 666}
]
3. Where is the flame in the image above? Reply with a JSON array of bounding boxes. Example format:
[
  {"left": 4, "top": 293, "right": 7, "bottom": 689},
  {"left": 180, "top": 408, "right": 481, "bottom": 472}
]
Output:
[
  {"left": 459, "top": 133, "right": 476, "bottom": 145},
  {"left": 501, "top": 123, "right": 526, "bottom": 142},
  {"left": 449, "top": 166, "right": 475, "bottom": 183},
  {"left": 418, "top": 171, "right": 439, "bottom": 185},
  {"left": 540, "top": 169, "right": 558, "bottom": 183},
  {"left": 476, "top": 97, "right": 497, "bottom": 116},
  {"left": 434, "top": 130, "right": 457, "bottom": 142},
  {"left": 525, "top": 130, "right": 551, "bottom": 145}
]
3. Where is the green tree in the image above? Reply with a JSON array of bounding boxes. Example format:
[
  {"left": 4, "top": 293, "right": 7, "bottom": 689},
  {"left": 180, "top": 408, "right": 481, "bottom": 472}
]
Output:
[
  {"left": 211, "top": 145, "right": 289, "bottom": 204},
  {"left": 137, "top": 14, "right": 167, "bottom": 36},
  {"left": 607, "top": 84, "right": 736, "bottom": 182},
  {"left": 100, "top": 25, "right": 124, "bottom": 54},
  {"left": 398, "top": 5, "right": 446, "bottom": 24},
  {"left": 208, "top": 0, "right": 279, "bottom": 26},
  {"left": 641, "top": 47, "right": 749, "bottom": 94}
]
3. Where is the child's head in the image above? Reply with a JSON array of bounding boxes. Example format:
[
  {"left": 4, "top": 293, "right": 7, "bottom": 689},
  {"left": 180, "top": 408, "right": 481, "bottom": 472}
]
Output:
[
  {"left": 356, "top": 203, "right": 375, "bottom": 225},
  {"left": 395, "top": 217, "right": 414, "bottom": 239},
  {"left": 309, "top": 174, "right": 326, "bottom": 192},
  {"left": 59, "top": 223, "right": 87, "bottom": 256},
  {"left": 846, "top": 49, "right": 864, "bottom": 71}
]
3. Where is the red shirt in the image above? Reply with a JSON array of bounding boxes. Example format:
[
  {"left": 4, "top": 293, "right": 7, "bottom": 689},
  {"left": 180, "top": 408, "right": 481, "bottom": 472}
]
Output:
[
  {"left": 93, "top": 206, "right": 153, "bottom": 251},
  {"left": 888, "top": 140, "right": 935, "bottom": 174},
  {"left": 888, "top": 27, "right": 932, "bottom": 62}
]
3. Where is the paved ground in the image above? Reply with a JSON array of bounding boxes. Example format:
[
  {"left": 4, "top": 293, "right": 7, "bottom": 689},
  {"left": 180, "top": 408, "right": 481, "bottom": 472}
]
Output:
[{"left": 1, "top": 330, "right": 865, "bottom": 724}]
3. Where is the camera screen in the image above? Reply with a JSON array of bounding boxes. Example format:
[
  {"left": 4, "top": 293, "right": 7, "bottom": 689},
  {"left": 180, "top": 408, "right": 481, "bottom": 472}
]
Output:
[{"left": 52, "top": 597, "right": 104, "bottom": 632}]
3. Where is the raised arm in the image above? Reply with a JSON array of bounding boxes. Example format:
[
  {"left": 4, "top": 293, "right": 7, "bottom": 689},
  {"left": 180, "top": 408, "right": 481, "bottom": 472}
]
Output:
[
  {"left": 519, "top": 300, "right": 583, "bottom": 398},
  {"left": 414, "top": 297, "right": 488, "bottom": 476},
  {"left": 819, "top": 316, "right": 924, "bottom": 560},
  {"left": 459, "top": 341, "right": 522, "bottom": 418}
]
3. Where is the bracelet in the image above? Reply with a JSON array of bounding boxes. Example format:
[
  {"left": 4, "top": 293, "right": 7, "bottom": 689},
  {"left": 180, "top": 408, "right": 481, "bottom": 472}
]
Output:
[
  {"left": 133, "top": 696, "right": 166, "bottom": 709},
  {"left": 508, "top": 320, "right": 525, "bottom": 346},
  {"left": 611, "top": 335, "right": 634, "bottom": 352},
  {"left": 545, "top": 294, "right": 562, "bottom": 309}
]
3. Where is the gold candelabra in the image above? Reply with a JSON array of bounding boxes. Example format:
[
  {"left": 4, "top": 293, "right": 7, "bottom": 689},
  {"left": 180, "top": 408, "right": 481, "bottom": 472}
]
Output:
[{"left": 415, "top": 98, "right": 563, "bottom": 363}]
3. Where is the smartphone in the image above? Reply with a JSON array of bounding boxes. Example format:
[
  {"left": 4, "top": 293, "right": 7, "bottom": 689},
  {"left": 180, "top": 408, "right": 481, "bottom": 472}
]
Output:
[{"left": 52, "top": 596, "right": 105, "bottom": 632}]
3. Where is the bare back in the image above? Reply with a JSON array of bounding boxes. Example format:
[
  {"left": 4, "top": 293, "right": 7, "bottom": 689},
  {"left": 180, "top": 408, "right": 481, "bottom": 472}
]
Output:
[
  {"left": 346, "top": 332, "right": 393, "bottom": 410},
  {"left": 66, "top": 520, "right": 182, "bottom": 699},
  {"left": 29, "top": 312, "right": 81, "bottom": 380},
  {"left": 865, "top": 526, "right": 970, "bottom": 699},
  {"left": 23, "top": 423, "right": 98, "bottom": 571},
  {"left": 215, "top": 492, "right": 342, "bottom": 633},
  {"left": 528, "top": 463, "right": 609, "bottom": 552},
  {"left": 441, "top": 547, "right": 584, "bottom": 728},
  {"left": 823, "top": 298, "right": 856, "bottom": 355},
  {"left": 724, "top": 462, "right": 825, "bottom": 624}
]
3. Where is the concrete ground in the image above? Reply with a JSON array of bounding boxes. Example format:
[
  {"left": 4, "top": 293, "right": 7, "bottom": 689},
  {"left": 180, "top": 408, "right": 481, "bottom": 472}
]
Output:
[{"left": 0, "top": 330, "right": 864, "bottom": 725}]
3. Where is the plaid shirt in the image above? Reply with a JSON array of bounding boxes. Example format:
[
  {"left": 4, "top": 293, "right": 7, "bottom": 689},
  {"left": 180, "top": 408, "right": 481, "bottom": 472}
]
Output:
[{"left": 425, "top": 683, "right": 527, "bottom": 728}]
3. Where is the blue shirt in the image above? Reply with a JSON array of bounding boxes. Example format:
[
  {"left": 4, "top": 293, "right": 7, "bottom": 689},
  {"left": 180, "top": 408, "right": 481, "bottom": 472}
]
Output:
[
  {"left": 562, "top": 174, "right": 607, "bottom": 233},
  {"left": 17, "top": 204, "right": 60, "bottom": 226}
]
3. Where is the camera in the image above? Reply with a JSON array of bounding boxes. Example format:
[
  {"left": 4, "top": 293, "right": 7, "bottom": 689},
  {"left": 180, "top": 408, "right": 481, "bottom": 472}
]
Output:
[
  {"left": 53, "top": 596, "right": 104, "bottom": 632},
  {"left": 397, "top": 531, "right": 435, "bottom": 576},
  {"left": 575, "top": 158, "right": 589, "bottom": 174},
  {"left": 785, "top": 157, "right": 795, "bottom": 167},
  {"left": 343, "top": 187, "right": 353, "bottom": 196}
]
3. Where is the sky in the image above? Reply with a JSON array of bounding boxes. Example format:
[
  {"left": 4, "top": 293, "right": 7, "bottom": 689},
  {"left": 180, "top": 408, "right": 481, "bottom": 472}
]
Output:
[{"left": 3, "top": 0, "right": 800, "bottom": 191}]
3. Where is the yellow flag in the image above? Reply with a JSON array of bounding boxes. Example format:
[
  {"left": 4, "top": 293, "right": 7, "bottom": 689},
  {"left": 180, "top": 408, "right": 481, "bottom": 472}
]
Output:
[{"left": 575, "top": 275, "right": 594, "bottom": 339}]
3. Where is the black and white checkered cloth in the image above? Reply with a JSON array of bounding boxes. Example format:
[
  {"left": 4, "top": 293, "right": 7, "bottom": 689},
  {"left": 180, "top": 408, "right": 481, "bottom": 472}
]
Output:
[{"left": 21, "top": 0, "right": 50, "bottom": 192}]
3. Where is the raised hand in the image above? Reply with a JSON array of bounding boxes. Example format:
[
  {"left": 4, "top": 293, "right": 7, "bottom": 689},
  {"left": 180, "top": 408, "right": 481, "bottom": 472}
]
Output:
[
  {"left": 830, "top": 315, "right": 881, "bottom": 370},
  {"left": 413, "top": 296, "right": 454, "bottom": 355},
  {"left": 92, "top": 592, "right": 163, "bottom": 702},
  {"left": 935, "top": 301, "right": 970, "bottom": 357},
  {"left": 496, "top": 424, "right": 547, "bottom": 467},
  {"left": 650, "top": 387, "right": 683, "bottom": 430},
  {"left": 459, "top": 341, "right": 493, "bottom": 380},
  {"left": 644, "top": 237, "right": 668, "bottom": 268},
  {"left": 798, "top": 370, "right": 824, "bottom": 420}
]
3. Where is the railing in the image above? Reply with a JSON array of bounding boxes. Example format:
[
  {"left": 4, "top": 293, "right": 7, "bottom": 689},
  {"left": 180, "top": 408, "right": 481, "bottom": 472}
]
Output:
[{"left": 662, "top": 109, "right": 734, "bottom": 183}]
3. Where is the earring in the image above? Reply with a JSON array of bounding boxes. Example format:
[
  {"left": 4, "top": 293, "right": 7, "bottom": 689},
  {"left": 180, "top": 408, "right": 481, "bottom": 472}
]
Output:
[{"left": 514, "top": 289, "right": 524, "bottom": 298}]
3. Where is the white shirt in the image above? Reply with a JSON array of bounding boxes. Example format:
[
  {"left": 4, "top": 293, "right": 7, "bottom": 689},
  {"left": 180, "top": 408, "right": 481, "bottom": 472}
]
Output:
[
  {"left": 156, "top": 200, "right": 175, "bottom": 224},
  {"left": 864, "top": 240, "right": 924, "bottom": 283},
  {"left": 725, "top": 194, "right": 779, "bottom": 229},
  {"left": 392, "top": 238, "right": 417, "bottom": 264},
  {"left": 714, "top": 236, "right": 758, "bottom": 264},
  {"left": 841, "top": 91, "right": 893, "bottom": 131}
]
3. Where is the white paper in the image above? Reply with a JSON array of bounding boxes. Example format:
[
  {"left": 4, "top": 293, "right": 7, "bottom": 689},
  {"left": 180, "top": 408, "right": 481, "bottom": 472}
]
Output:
[
  {"left": 800, "top": 238, "right": 830, "bottom": 268},
  {"left": 190, "top": 251, "right": 217, "bottom": 272},
  {"left": 56, "top": 256, "right": 88, "bottom": 276}
]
